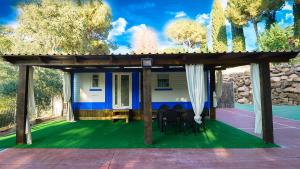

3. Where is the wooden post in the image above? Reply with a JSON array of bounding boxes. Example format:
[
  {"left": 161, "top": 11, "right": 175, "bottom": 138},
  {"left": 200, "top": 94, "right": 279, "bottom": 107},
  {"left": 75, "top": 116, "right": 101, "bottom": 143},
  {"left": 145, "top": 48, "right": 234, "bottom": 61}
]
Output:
[
  {"left": 143, "top": 68, "right": 152, "bottom": 145},
  {"left": 209, "top": 69, "right": 216, "bottom": 120},
  {"left": 259, "top": 62, "right": 274, "bottom": 144},
  {"left": 16, "top": 66, "right": 30, "bottom": 144}
]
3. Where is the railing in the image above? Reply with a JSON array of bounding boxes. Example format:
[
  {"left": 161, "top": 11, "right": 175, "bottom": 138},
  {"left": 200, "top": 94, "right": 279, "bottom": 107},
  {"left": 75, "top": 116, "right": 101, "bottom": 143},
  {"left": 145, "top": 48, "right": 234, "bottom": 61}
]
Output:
[{"left": 0, "top": 108, "right": 16, "bottom": 131}]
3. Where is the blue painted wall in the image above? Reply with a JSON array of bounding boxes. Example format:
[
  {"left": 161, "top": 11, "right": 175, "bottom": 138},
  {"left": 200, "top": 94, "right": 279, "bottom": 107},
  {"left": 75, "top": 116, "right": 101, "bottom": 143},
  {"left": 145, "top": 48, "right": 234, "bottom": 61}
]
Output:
[{"left": 132, "top": 72, "right": 140, "bottom": 110}]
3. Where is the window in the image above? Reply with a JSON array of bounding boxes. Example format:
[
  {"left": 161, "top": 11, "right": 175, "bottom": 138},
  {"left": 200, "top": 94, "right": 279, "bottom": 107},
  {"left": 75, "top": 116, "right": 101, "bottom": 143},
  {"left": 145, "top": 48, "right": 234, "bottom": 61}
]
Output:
[
  {"left": 92, "top": 74, "right": 100, "bottom": 88},
  {"left": 157, "top": 74, "right": 170, "bottom": 88}
]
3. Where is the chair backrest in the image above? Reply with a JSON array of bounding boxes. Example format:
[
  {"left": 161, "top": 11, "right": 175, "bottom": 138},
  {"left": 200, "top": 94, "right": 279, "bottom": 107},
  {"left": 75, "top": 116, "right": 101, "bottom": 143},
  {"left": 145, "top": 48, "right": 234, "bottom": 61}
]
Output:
[
  {"left": 172, "top": 104, "right": 184, "bottom": 112},
  {"left": 162, "top": 109, "right": 180, "bottom": 122},
  {"left": 158, "top": 104, "right": 170, "bottom": 113},
  {"left": 182, "top": 109, "right": 195, "bottom": 122}
]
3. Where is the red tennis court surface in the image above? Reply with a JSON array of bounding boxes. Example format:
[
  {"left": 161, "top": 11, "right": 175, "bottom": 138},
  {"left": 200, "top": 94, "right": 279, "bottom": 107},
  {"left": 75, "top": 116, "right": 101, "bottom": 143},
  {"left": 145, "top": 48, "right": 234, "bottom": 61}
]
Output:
[{"left": 0, "top": 108, "right": 300, "bottom": 169}]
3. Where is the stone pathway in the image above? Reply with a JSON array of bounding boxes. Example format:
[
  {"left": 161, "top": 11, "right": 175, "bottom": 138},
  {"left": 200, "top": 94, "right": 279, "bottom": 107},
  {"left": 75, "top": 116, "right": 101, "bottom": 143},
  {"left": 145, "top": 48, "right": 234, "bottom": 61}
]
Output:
[{"left": 0, "top": 108, "right": 300, "bottom": 169}]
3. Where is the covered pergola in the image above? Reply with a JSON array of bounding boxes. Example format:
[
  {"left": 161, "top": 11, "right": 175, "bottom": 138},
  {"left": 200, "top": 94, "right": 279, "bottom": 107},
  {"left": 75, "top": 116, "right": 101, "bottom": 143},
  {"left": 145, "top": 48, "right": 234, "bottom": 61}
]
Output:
[{"left": 1, "top": 51, "right": 299, "bottom": 145}]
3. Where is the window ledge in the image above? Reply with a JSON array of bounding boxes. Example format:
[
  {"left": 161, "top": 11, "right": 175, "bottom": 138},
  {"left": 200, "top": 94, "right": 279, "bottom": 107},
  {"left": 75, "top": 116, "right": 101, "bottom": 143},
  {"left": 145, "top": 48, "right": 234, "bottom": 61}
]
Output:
[
  {"left": 89, "top": 88, "right": 102, "bottom": 91},
  {"left": 155, "top": 88, "right": 173, "bottom": 91}
]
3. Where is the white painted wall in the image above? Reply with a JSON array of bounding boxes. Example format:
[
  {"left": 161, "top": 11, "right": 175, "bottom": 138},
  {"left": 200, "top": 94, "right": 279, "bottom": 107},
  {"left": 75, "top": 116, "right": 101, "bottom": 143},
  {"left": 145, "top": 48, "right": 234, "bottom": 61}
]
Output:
[
  {"left": 151, "top": 72, "right": 190, "bottom": 102},
  {"left": 74, "top": 72, "right": 191, "bottom": 104},
  {"left": 74, "top": 73, "right": 105, "bottom": 102}
]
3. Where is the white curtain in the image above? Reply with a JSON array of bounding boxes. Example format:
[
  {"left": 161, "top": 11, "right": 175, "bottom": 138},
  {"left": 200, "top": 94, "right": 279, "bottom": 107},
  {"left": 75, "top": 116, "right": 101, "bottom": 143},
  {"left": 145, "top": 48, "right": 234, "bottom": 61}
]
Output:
[
  {"left": 185, "top": 64, "right": 206, "bottom": 124},
  {"left": 63, "top": 72, "right": 74, "bottom": 122},
  {"left": 251, "top": 63, "right": 262, "bottom": 134},
  {"left": 26, "top": 67, "right": 36, "bottom": 145}
]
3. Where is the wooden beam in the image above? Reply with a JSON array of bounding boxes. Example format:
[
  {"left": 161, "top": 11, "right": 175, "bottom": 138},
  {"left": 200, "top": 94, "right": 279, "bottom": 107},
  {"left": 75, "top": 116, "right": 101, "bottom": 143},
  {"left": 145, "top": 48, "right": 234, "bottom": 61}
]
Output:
[
  {"left": 16, "top": 66, "right": 29, "bottom": 144},
  {"left": 38, "top": 56, "right": 49, "bottom": 63},
  {"left": 2, "top": 52, "right": 298, "bottom": 67},
  {"left": 143, "top": 68, "right": 152, "bottom": 145},
  {"left": 73, "top": 56, "right": 80, "bottom": 63},
  {"left": 259, "top": 62, "right": 274, "bottom": 144},
  {"left": 209, "top": 69, "right": 216, "bottom": 120}
]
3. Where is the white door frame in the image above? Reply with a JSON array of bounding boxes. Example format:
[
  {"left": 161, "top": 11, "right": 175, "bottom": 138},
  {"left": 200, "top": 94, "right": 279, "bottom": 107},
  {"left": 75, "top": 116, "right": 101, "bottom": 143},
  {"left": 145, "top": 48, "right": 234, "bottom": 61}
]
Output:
[{"left": 112, "top": 73, "right": 132, "bottom": 109}]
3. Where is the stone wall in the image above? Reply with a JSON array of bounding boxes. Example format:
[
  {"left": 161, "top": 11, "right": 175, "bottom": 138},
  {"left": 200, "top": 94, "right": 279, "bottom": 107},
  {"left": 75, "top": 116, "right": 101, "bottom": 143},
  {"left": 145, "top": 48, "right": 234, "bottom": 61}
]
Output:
[{"left": 223, "top": 64, "right": 300, "bottom": 105}]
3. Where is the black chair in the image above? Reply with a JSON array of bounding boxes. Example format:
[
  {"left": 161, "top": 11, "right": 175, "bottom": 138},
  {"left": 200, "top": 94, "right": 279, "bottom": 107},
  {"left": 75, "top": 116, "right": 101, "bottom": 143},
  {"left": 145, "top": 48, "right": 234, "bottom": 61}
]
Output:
[
  {"left": 182, "top": 110, "right": 199, "bottom": 135},
  {"left": 161, "top": 109, "right": 181, "bottom": 134},
  {"left": 172, "top": 104, "right": 185, "bottom": 115},
  {"left": 157, "top": 105, "right": 170, "bottom": 131}
]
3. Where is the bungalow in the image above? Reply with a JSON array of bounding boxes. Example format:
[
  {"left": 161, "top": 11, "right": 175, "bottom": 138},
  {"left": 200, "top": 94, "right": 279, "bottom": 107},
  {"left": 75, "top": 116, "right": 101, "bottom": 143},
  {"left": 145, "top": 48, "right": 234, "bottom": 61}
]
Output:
[{"left": 72, "top": 69, "right": 210, "bottom": 120}]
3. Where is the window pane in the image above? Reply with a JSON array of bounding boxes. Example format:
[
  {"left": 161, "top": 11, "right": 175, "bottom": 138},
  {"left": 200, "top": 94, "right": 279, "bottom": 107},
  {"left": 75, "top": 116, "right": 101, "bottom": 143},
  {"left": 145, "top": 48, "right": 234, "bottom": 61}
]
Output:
[
  {"left": 157, "top": 74, "right": 169, "bottom": 88},
  {"left": 121, "top": 75, "right": 129, "bottom": 106},
  {"left": 114, "top": 75, "right": 118, "bottom": 105},
  {"left": 92, "top": 75, "right": 99, "bottom": 87}
]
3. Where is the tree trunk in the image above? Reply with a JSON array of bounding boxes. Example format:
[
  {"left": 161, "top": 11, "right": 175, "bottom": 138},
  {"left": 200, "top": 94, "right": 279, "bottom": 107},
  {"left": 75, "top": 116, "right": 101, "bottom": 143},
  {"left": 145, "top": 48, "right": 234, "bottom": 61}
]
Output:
[
  {"left": 265, "top": 12, "right": 276, "bottom": 30},
  {"left": 231, "top": 24, "right": 246, "bottom": 52},
  {"left": 294, "top": 1, "right": 300, "bottom": 39}
]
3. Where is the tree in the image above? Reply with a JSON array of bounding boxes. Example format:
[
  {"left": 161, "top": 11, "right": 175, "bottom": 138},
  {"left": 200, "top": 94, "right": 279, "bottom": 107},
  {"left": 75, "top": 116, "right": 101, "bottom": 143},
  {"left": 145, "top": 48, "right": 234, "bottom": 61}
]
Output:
[
  {"left": 165, "top": 19, "right": 207, "bottom": 52},
  {"left": 211, "top": 0, "right": 227, "bottom": 52},
  {"left": 226, "top": 0, "right": 264, "bottom": 45},
  {"left": 162, "top": 47, "right": 186, "bottom": 54},
  {"left": 259, "top": 24, "right": 293, "bottom": 51},
  {"left": 34, "top": 68, "right": 63, "bottom": 114},
  {"left": 226, "top": 1, "right": 246, "bottom": 52},
  {"left": 132, "top": 27, "right": 159, "bottom": 54},
  {"left": 263, "top": 0, "right": 285, "bottom": 29},
  {"left": 231, "top": 24, "right": 246, "bottom": 52},
  {"left": 10, "top": 0, "right": 112, "bottom": 54},
  {"left": 0, "top": 26, "right": 13, "bottom": 55},
  {"left": 294, "top": 0, "right": 300, "bottom": 41}
]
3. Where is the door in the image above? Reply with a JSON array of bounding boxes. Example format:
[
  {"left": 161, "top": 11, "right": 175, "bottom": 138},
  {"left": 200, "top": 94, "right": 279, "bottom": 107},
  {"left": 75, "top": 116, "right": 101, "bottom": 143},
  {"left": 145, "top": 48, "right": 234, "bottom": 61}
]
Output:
[{"left": 113, "top": 73, "right": 132, "bottom": 109}]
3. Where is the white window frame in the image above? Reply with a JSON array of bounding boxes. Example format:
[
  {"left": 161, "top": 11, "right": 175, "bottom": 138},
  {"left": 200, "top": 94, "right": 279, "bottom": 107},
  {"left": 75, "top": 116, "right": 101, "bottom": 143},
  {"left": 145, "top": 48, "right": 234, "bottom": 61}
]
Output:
[
  {"left": 156, "top": 73, "right": 170, "bottom": 89},
  {"left": 112, "top": 73, "right": 132, "bottom": 109},
  {"left": 91, "top": 74, "right": 100, "bottom": 89}
]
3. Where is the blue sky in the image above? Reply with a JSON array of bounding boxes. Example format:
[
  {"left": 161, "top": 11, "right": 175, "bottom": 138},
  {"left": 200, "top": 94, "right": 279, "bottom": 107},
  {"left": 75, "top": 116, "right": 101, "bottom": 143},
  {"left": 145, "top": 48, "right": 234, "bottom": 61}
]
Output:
[{"left": 0, "top": 0, "right": 295, "bottom": 53}]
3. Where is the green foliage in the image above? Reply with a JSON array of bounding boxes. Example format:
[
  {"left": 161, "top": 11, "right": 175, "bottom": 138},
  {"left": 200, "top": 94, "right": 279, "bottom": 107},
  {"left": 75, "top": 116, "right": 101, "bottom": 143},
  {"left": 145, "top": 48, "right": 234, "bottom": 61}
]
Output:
[
  {"left": 263, "top": 0, "right": 285, "bottom": 29},
  {"left": 294, "top": 1, "right": 300, "bottom": 39},
  {"left": 162, "top": 47, "right": 186, "bottom": 54},
  {"left": 10, "top": 0, "right": 112, "bottom": 54},
  {"left": 231, "top": 24, "right": 246, "bottom": 52},
  {"left": 226, "top": 0, "right": 263, "bottom": 27},
  {"left": 211, "top": 0, "right": 227, "bottom": 52},
  {"left": 0, "top": 26, "right": 13, "bottom": 55},
  {"left": 34, "top": 68, "right": 63, "bottom": 111},
  {"left": 259, "top": 24, "right": 293, "bottom": 51},
  {"left": 165, "top": 19, "right": 207, "bottom": 52}
]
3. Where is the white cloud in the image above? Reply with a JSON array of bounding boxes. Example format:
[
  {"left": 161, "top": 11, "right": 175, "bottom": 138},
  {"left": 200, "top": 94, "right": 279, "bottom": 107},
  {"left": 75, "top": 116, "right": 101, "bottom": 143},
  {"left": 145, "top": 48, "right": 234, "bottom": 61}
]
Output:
[
  {"left": 166, "top": 11, "right": 187, "bottom": 18},
  {"left": 127, "top": 24, "right": 147, "bottom": 33},
  {"left": 108, "top": 18, "right": 128, "bottom": 40},
  {"left": 111, "top": 45, "right": 131, "bottom": 54},
  {"left": 285, "top": 13, "right": 294, "bottom": 20},
  {"left": 175, "top": 11, "right": 187, "bottom": 18},
  {"left": 282, "top": 2, "right": 293, "bottom": 11},
  {"left": 196, "top": 13, "right": 210, "bottom": 25},
  {"left": 6, "top": 21, "right": 19, "bottom": 29}
]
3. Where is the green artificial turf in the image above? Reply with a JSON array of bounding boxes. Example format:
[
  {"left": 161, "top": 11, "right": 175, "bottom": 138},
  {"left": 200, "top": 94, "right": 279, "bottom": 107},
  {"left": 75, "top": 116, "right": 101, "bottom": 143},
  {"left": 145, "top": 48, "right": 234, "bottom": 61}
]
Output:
[
  {"left": 235, "top": 103, "right": 300, "bottom": 121},
  {"left": 0, "top": 120, "right": 277, "bottom": 149}
]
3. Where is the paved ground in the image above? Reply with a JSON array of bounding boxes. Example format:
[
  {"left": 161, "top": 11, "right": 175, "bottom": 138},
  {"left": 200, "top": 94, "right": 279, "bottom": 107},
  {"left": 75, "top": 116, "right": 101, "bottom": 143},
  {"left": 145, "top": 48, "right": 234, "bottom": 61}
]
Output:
[
  {"left": 235, "top": 103, "right": 300, "bottom": 121},
  {"left": 0, "top": 108, "right": 300, "bottom": 169}
]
